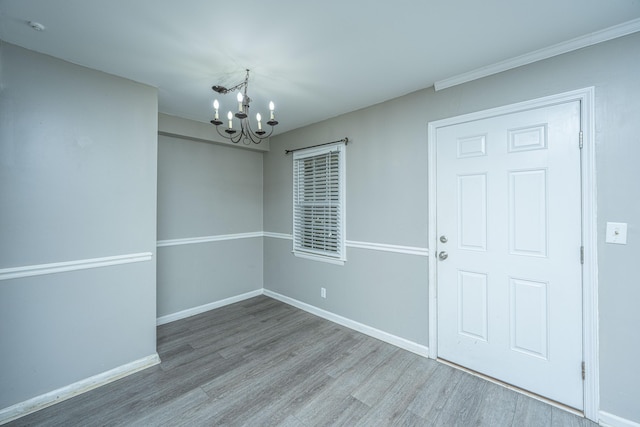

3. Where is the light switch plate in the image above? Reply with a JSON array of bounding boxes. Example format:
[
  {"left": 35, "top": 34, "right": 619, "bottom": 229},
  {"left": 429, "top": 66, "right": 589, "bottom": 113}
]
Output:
[{"left": 605, "top": 222, "right": 628, "bottom": 244}]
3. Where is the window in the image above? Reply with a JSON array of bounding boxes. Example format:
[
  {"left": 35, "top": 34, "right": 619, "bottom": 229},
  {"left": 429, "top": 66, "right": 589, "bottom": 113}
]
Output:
[{"left": 293, "top": 142, "right": 346, "bottom": 264}]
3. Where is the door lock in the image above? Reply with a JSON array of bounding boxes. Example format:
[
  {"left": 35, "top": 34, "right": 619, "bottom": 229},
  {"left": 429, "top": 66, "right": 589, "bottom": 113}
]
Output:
[
  {"left": 440, "top": 235, "right": 448, "bottom": 243},
  {"left": 438, "top": 251, "right": 448, "bottom": 260}
]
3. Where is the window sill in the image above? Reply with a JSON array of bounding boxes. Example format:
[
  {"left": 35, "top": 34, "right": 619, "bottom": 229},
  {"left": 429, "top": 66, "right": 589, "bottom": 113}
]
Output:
[{"left": 292, "top": 251, "right": 345, "bottom": 266}]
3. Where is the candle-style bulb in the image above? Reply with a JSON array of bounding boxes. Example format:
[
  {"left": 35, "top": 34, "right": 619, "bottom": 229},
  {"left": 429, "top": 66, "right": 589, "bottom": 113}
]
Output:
[
  {"left": 237, "top": 92, "right": 244, "bottom": 112},
  {"left": 213, "top": 99, "right": 219, "bottom": 119},
  {"left": 227, "top": 111, "right": 233, "bottom": 128},
  {"left": 269, "top": 101, "right": 275, "bottom": 120},
  {"left": 256, "top": 113, "right": 262, "bottom": 130}
]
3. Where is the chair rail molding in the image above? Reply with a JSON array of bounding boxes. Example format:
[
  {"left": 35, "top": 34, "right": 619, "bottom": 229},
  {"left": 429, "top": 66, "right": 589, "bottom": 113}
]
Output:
[
  {"left": 264, "top": 232, "right": 429, "bottom": 257},
  {"left": 157, "top": 232, "right": 263, "bottom": 248},
  {"left": 346, "top": 240, "right": 429, "bottom": 257},
  {"left": 0, "top": 252, "right": 153, "bottom": 281}
]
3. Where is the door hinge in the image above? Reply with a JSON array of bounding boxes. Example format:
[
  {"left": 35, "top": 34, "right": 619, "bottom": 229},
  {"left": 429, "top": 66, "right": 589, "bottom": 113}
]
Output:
[
  {"left": 580, "top": 246, "right": 584, "bottom": 264},
  {"left": 582, "top": 361, "right": 586, "bottom": 380},
  {"left": 579, "top": 131, "right": 584, "bottom": 149}
]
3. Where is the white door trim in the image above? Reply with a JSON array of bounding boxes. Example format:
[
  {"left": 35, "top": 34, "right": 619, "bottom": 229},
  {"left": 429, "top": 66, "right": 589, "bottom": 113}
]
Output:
[{"left": 427, "top": 87, "right": 599, "bottom": 421}]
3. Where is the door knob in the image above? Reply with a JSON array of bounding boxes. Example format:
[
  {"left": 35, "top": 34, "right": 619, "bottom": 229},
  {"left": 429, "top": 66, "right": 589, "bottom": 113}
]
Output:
[
  {"left": 438, "top": 251, "right": 448, "bottom": 260},
  {"left": 440, "top": 235, "right": 448, "bottom": 243}
]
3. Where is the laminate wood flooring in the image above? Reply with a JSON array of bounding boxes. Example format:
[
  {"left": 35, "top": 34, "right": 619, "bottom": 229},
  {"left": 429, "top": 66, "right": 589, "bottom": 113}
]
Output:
[{"left": 7, "top": 296, "right": 598, "bottom": 426}]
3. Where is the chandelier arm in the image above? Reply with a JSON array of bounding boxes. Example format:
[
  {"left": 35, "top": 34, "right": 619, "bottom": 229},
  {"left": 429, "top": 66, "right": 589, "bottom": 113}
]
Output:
[
  {"left": 214, "top": 124, "right": 243, "bottom": 143},
  {"left": 230, "top": 128, "right": 243, "bottom": 143},
  {"left": 240, "top": 119, "right": 265, "bottom": 144},
  {"left": 214, "top": 125, "right": 228, "bottom": 139},
  {"left": 245, "top": 122, "right": 275, "bottom": 142},
  {"left": 239, "top": 120, "right": 252, "bottom": 145},
  {"left": 213, "top": 119, "right": 275, "bottom": 145}
]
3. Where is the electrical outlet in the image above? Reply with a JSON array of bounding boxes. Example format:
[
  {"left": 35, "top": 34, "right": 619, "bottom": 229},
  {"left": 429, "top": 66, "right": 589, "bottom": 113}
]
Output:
[{"left": 321, "top": 287, "right": 326, "bottom": 298}]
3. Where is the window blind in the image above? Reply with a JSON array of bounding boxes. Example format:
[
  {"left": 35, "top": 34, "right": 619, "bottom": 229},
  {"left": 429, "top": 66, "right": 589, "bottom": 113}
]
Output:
[{"left": 293, "top": 143, "right": 345, "bottom": 262}]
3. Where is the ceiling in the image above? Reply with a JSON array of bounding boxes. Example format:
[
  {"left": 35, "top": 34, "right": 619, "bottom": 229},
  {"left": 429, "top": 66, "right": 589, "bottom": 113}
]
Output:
[{"left": 1, "top": 0, "right": 640, "bottom": 135}]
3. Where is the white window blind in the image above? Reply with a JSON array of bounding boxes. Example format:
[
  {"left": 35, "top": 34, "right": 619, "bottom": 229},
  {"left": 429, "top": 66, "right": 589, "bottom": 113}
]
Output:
[{"left": 293, "top": 143, "right": 346, "bottom": 264}]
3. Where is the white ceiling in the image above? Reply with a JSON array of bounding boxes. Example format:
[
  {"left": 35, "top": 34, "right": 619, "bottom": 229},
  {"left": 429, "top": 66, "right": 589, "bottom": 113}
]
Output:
[{"left": 1, "top": 0, "right": 640, "bottom": 135}]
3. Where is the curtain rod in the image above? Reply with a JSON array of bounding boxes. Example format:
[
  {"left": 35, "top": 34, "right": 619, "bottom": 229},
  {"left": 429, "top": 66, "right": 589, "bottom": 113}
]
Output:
[{"left": 285, "top": 137, "right": 349, "bottom": 155}]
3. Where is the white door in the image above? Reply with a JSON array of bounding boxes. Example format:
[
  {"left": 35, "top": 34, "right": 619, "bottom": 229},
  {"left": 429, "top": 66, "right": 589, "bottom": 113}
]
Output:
[{"left": 436, "top": 101, "right": 583, "bottom": 410}]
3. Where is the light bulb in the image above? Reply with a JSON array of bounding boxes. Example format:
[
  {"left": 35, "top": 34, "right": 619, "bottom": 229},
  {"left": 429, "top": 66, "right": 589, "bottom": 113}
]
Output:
[
  {"left": 213, "top": 100, "right": 219, "bottom": 119},
  {"left": 237, "top": 92, "right": 243, "bottom": 112},
  {"left": 269, "top": 101, "right": 275, "bottom": 120},
  {"left": 227, "top": 111, "right": 233, "bottom": 128},
  {"left": 256, "top": 113, "right": 262, "bottom": 130}
]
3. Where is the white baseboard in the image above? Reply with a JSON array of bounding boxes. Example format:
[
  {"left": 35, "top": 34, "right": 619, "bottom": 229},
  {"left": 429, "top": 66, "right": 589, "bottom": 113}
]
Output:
[
  {"left": 156, "top": 289, "right": 263, "bottom": 326},
  {"left": 0, "top": 353, "right": 160, "bottom": 425},
  {"left": 263, "top": 289, "right": 429, "bottom": 358},
  {"left": 600, "top": 411, "right": 640, "bottom": 427}
]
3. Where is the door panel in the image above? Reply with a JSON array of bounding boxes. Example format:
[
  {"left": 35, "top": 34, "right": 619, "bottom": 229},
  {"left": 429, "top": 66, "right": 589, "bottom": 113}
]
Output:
[
  {"left": 458, "top": 174, "right": 487, "bottom": 251},
  {"left": 436, "top": 101, "right": 583, "bottom": 410},
  {"left": 509, "top": 169, "right": 547, "bottom": 256},
  {"left": 458, "top": 270, "right": 488, "bottom": 341},
  {"left": 510, "top": 277, "right": 548, "bottom": 359}
]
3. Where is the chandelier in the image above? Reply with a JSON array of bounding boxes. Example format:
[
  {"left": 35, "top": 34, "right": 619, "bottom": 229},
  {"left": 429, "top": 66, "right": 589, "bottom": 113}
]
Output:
[{"left": 210, "top": 69, "right": 278, "bottom": 144}]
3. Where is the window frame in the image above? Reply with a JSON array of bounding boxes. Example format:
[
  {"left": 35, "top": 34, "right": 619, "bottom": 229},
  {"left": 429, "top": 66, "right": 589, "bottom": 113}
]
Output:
[{"left": 292, "top": 142, "right": 346, "bottom": 265}]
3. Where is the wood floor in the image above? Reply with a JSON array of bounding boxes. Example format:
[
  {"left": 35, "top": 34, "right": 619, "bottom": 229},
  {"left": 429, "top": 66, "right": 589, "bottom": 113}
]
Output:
[{"left": 8, "top": 296, "right": 597, "bottom": 426}]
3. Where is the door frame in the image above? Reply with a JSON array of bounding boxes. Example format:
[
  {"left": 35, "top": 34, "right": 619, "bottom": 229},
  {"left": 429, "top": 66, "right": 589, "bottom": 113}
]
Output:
[{"left": 427, "top": 87, "right": 598, "bottom": 421}]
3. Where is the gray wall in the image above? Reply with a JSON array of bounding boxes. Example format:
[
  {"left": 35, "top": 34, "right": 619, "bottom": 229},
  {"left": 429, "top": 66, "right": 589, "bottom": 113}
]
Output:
[
  {"left": 264, "top": 32, "right": 640, "bottom": 422},
  {"left": 264, "top": 89, "right": 431, "bottom": 345},
  {"left": 157, "top": 129, "right": 263, "bottom": 317},
  {"left": 0, "top": 43, "right": 158, "bottom": 409}
]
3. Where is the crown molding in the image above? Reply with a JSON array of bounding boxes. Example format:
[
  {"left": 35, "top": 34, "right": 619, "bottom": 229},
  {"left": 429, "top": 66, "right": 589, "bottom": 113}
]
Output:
[{"left": 434, "top": 18, "right": 640, "bottom": 91}]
